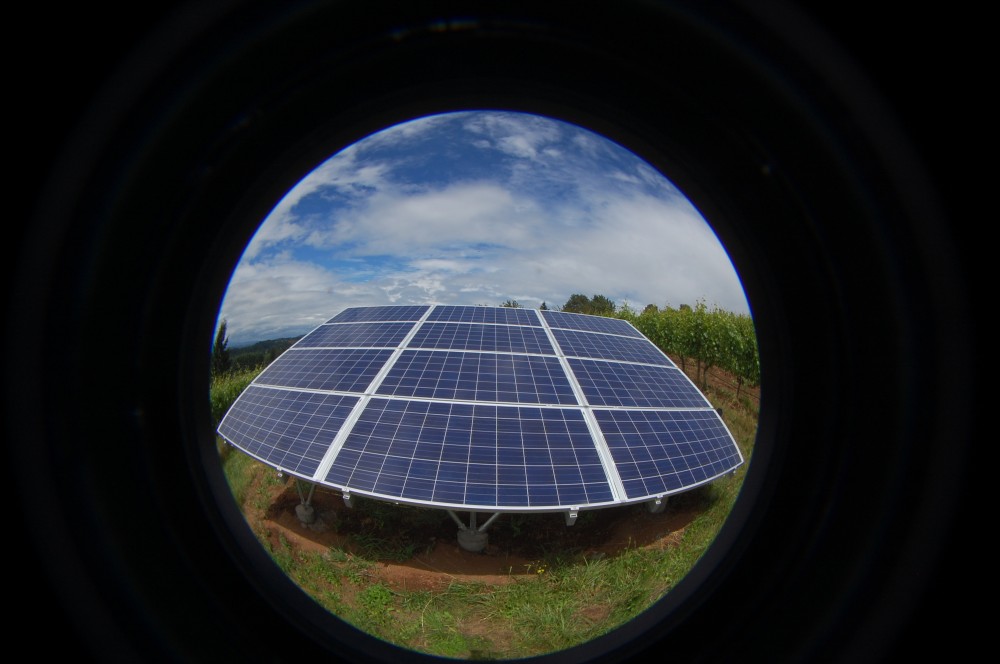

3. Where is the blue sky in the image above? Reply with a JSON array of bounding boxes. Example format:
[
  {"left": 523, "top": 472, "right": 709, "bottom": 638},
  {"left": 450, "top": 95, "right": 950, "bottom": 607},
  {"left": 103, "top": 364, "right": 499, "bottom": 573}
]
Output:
[{"left": 217, "top": 111, "right": 750, "bottom": 347}]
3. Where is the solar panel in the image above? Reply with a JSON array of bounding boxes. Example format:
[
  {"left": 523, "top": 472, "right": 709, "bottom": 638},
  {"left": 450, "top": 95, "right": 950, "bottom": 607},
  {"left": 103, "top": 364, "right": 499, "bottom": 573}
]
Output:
[
  {"left": 255, "top": 348, "right": 392, "bottom": 392},
  {"left": 327, "top": 305, "right": 428, "bottom": 323},
  {"left": 567, "top": 358, "right": 710, "bottom": 408},
  {"left": 428, "top": 304, "right": 540, "bottom": 326},
  {"left": 552, "top": 328, "right": 672, "bottom": 365},
  {"left": 219, "top": 386, "right": 359, "bottom": 477},
  {"left": 409, "top": 322, "right": 554, "bottom": 354},
  {"left": 218, "top": 305, "right": 744, "bottom": 514},
  {"left": 375, "top": 350, "right": 578, "bottom": 404},
  {"left": 542, "top": 309, "right": 645, "bottom": 338},
  {"left": 297, "top": 322, "right": 414, "bottom": 348}
]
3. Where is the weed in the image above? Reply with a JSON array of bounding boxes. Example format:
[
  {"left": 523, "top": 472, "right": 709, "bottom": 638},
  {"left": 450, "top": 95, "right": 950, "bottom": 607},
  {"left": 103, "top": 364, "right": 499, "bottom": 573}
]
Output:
[{"left": 352, "top": 532, "right": 417, "bottom": 562}]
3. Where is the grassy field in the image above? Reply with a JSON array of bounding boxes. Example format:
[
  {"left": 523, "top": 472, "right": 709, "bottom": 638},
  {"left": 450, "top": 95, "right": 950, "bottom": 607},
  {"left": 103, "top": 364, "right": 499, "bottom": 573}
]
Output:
[{"left": 212, "top": 365, "right": 757, "bottom": 659}]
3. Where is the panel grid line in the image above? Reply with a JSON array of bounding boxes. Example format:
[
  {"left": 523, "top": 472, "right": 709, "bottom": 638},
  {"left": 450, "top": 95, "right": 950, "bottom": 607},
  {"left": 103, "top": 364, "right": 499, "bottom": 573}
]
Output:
[{"left": 536, "top": 309, "right": 628, "bottom": 503}]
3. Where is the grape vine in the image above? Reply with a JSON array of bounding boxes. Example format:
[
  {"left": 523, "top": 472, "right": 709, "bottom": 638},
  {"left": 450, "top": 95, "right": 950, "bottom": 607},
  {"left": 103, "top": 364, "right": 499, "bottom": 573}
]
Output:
[{"left": 616, "top": 299, "right": 760, "bottom": 398}]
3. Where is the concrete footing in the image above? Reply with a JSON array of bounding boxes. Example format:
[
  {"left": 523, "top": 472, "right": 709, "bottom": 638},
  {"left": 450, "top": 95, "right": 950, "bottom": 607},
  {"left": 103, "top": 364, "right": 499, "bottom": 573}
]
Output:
[
  {"left": 295, "top": 502, "right": 316, "bottom": 524},
  {"left": 457, "top": 528, "right": 488, "bottom": 552}
]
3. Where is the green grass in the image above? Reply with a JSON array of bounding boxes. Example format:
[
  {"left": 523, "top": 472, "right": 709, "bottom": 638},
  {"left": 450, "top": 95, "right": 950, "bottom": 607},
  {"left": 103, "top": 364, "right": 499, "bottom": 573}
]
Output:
[
  {"left": 210, "top": 366, "right": 261, "bottom": 427},
  {"left": 212, "top": 366, "right": 758, "bottom": 659}
]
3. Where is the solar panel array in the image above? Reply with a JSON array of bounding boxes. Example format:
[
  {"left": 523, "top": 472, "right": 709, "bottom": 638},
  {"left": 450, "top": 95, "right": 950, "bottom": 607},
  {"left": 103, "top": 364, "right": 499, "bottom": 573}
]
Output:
[{"left": 218, "top": 305, "right": 744, "bottom": 512}]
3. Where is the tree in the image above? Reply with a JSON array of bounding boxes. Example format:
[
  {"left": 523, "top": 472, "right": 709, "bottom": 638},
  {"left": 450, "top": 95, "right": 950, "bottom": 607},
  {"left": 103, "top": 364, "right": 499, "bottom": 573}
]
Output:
[
  {"left": 500, "top": 299, "right": 521, "bottom": 308},
  {"left": 539, "top": 301, "right": 548, "bottom": 310},
  {"left": 589, "top": 294, "right": 616, "bottom": 316},
  {"left": 561, "top": 293, "right": 591, "bottom": 313},
  {"left": 561, "top": 293, "right": 616, "bottom": 316},
  {"left": 212, "top": 319, "right": 231, "bottom": 376}
]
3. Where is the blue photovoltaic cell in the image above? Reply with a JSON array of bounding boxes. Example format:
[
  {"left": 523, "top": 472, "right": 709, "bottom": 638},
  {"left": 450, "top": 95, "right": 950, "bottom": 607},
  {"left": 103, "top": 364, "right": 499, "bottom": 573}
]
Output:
[
  {"left": 326, "top": 305, "right": 429, "bottom": 323},
  {"left": 325, "top": 399, "right": 614, "bottom": 508},
  {"left": 594, "top": 409, "right": 743, "bottom": 499},
  {"left": 218, "top": 386, "right": 358, "bottom": 477},
  {"left": 427, "top": 305, "right": 540, "bottom": 326},
  {"left": 217, "top": 304, "right": 745, "bottom": 511},
  {"left": 376, "top": 350, "right": 578, "bottom": 404},
  {"left": 552, "top": 328, "right": 673, "bottom": 365},
  {"left": 410, "top": 322, "right": 554, "bottom": 354},
  {"left": 568, "top": 358, "right": 710, "bottom": 408},
  {"left": 254, "top": 348, "right": 392, "bottom": 392},
  {"left": 542, "top": 310, "right": 644, "bottom": 338},
  {"left": 296, "top": 322, "right": 414, "bottom": 348}
]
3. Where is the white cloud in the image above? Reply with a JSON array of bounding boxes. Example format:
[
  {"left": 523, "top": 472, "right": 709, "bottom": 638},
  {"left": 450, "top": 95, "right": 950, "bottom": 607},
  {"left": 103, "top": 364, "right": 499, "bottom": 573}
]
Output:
[
  {"left": 464, "top": 112, "right": 562, "bottom": 160},
  {"left": 310, "top": 181, "right": 538, "bottom": 255},
  {"left": 219, "top": 257, "right": 377, "bottom": 344},
  {"left": 218, "top": 110, "right": 750, "bottom": 344}
]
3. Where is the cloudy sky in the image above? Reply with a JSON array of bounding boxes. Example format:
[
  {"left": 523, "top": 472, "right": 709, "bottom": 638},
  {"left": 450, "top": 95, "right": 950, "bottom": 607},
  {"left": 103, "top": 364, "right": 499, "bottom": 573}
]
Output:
[{"left": 217, "top": 111, "right": 749, "bottom": 347}]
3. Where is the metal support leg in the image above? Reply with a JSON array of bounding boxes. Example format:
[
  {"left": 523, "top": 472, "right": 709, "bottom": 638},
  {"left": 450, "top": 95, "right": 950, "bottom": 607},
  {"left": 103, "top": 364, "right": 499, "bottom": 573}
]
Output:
[
  {"left": 294, "top": 479, "right": 317, "bottom": 524},
  {"left": 295, "top": 479, "right": 316, "bottom": 505},
  {"left": 477, "top": 512, "right": 502, "bottom": 532},
  {"left": 446, "top": 509, "right": 465, "bottom": 529}
]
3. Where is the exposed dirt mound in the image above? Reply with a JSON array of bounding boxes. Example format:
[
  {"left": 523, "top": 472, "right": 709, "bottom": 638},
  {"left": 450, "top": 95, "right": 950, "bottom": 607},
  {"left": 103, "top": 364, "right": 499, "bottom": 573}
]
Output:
[{"left": 253, "top": 482, "right": 709, "bottom": 591}]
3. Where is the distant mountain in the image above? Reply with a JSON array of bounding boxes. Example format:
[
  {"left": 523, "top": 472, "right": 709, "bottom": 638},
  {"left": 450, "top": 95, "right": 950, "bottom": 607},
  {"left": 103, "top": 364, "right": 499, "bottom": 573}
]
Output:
[
  {"left": 230, "top": 336, "right": 302, "bottom": 354},
  {"left": 229, "top": 336, "right": 303, "bottom": 371}
]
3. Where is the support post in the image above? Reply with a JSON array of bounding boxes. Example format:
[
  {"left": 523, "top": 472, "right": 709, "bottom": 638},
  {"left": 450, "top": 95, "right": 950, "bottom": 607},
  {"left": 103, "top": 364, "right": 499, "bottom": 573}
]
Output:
[{"left": 294, "top": 479, "right": 317, "bottom": 524}]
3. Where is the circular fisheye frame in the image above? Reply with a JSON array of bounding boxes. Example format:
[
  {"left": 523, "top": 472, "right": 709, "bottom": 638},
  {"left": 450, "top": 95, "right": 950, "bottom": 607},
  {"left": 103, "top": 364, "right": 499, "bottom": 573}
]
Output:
[{"left": 7, "top": 1, "right": 975, "bottom": 663}]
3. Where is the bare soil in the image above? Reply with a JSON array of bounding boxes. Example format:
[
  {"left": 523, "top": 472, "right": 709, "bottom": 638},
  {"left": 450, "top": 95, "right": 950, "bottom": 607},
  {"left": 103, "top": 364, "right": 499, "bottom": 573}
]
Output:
[{"left": 254, "top": 483, "right": 700, "bottom": 592}]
